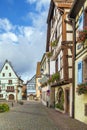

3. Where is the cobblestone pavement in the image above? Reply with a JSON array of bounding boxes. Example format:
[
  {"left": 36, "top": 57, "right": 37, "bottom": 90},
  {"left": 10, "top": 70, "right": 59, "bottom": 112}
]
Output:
[
  {"left": 0, "top": 101, "right": 58, "bottom": 130},
  {"left": 0, "top": 101, "right": 87, "bottom": 130}
]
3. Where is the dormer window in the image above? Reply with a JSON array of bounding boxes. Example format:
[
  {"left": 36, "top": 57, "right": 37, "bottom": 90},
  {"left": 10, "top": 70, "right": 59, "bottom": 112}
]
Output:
[{"left": 5, "top": 66, "right": 8, "bottom": 70}]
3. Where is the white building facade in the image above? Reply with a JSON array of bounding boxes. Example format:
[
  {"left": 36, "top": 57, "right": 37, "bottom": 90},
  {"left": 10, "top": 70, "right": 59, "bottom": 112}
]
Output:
[
  {"left": 0, "top": 60, "right": 23, "bottom": 101},
  {"left": 27, "top": 75, "right": 36, "bottom": 100}
]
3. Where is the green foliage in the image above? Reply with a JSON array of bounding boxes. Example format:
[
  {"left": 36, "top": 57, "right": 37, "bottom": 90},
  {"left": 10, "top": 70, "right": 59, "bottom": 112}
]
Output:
[
  {"left": 55, "top": 87, "right": 64, "bottom": 110},
  {"left": 76, "top": 83, "right": 87, "bottom": 95},
  {"left": 55, "top": 103, "right": 64, "bottom": 110},
  {"left": 47, "top": 72, "right": 60, "bottom": 84},
  {"left": 51, "top": 72, "right": 60, "bottom": 82},
  {"left": 0, "top": 103, "right": 9, "bottom": 113},
  {"left": 51, "top": 40, "right": 58, "bottom": 47},
  {"left": 47, "top": 78, "right": 52, "bottom": 84},
  {"left": 46, "top": 52, "right": 53, "bottom": 58}
]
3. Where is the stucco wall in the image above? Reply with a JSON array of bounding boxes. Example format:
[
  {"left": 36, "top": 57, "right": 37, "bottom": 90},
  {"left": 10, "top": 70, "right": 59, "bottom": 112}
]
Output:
[{"left": 75, "top": 53, "right": 87, "bottom": 123}]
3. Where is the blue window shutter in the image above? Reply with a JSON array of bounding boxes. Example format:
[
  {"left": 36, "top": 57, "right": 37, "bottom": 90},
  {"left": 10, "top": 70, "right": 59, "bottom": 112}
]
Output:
[{"left": 78, "top": 61, "right": 83, "bottom": 84}]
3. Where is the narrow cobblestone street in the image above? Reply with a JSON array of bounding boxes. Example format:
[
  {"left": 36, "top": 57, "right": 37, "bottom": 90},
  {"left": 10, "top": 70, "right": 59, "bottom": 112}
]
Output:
[{"left": 0, "top": 101, "right": 87, "bottom": 130}]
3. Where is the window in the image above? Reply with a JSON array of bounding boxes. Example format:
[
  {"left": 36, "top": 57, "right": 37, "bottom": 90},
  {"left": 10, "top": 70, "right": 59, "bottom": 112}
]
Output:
[
  {"left": 77, "top": 61, "right": 83, "bottom": 84},
  {"left": 0, "top": 94, "right": 3, "bottom": 98},
  {"left": 58, "top": 55, "right": 61, "bottom": 71},
  {"left": 56, "top": 59, "right": 58, "bottom": 72},
  {"left": 78, "top": 13, "right": 84, "bottom": 30},
  {"left": 9, "top": 73, "right": 11, "bottom": 77},
  {"left": 2, "top": 73, "right": 5, "bottom": 77},
  {"left": 8, "top": 80, "right": 12, "bottom": 84},
  {"left": 55, "top": 29, "right": 57, "bottom": 39},
  {"left": 7, "top": 86, "right": 10, "bottom": 89},
  {"left": 5, "top": 66, "right": 8, "bottom": 70},
  {"left": 83, "top": 58, "right": 87, "bottom": 82},
  {"left": 11, "top": 86, "right": 14, "bottom": 90},
  {"left": 7, "top": 86, "right": 14, "bottom": 90}
]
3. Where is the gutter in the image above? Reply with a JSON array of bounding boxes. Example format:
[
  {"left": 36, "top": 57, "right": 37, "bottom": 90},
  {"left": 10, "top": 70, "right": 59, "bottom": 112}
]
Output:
[{"left": 68, "top": 17, "right": 76, "bottom": 118}]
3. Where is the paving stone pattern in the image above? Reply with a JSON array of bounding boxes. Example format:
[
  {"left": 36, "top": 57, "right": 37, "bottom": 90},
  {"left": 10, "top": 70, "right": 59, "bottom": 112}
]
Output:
[
  {"left": 0, "top": 101, "right": 58, "bottom": 130},
  {"left": 0, "top": 101, "right": 87, "bottom": 130}
]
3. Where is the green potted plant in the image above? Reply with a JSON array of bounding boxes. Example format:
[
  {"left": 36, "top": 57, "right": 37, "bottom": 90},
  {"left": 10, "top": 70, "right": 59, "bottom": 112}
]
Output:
[
  {"left": 50, "top": 40, "right": 58, "bottom": 47},
  {"left": 76, "top": 83, "right": 87, "bottom": 95},
  {"left": 46, "top": 51, "right": 53, "bottom": 58},
  {"left": 51, "top": 72, "right": 60, "bottom": 83}
]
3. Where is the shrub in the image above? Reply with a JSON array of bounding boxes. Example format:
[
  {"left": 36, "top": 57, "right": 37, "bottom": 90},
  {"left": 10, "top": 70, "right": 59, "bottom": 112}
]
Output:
[
  {"left": 55, "top": 103, "right": 64, "bottom": 110},
  {"left": 0, "top": 103, "right": 9, "bottom": 113}
]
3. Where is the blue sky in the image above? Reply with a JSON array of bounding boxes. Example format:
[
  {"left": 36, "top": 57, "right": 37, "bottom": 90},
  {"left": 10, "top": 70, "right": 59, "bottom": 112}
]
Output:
[
  {"left": 0, "top": 0, "right": 36, "bottom": 26},
  {"left": 0, "top": 0, "right": 50, "bottom": 82}
]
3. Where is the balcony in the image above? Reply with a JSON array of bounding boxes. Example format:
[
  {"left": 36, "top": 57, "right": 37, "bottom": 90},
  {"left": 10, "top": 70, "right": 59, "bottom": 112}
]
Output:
[{"left": 6, "top": 89, "right": 15, "bottom": 92}]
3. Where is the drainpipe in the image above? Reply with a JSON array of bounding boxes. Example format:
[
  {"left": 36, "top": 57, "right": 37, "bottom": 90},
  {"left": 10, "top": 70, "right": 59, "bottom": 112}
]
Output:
[
  {"left": 69, "top": 18, "right": 76, "bottom": 118},
  {"left": 48, "top": 58, "right": 50, "bottom": 107},
  {"left": 72, "top": 19, "right": 76, "bottom": 118}
]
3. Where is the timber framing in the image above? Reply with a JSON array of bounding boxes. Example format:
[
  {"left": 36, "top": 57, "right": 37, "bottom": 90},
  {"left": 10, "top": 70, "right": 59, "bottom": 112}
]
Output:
[
  {"left": 69, "top": 0, "right": 86, "bottom": 18},
  {"left": 51, "top": 78, "right": 72, "bottom": 87},
  {"left": 46, "top": 0, "right": 73, "bottom": 86}
]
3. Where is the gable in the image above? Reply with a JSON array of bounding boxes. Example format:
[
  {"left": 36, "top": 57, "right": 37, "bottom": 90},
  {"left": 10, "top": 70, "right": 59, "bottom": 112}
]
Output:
[
  {"left": 27, "top": 75, "right": 36, "bottom": 85},
  {"left": 0, "top": 61, "right": 18, "bottom": 79}
]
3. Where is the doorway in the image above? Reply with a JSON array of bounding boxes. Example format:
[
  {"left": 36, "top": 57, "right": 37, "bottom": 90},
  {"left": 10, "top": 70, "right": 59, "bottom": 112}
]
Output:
[
  {"left": 65, "top": 89, "right": 70, "bottom": 114},
  {"left": 9, "top": 94, "right": 14, "bottom": 100}
]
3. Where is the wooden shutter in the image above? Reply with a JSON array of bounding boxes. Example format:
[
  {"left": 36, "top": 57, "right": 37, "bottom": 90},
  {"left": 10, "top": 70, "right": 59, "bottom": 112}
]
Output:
[{"left": 78, "top": 61, "right": 83, "bottom": 84}]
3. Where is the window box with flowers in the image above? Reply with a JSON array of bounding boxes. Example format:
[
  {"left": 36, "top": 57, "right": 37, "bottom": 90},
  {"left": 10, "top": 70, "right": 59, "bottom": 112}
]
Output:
[
  {"left": 77, "top": 30, "right": 87, "bottom": 45},
  {"left": 76, "top": 83, "right": 87, "bottom": 95},
  {"left": 46, "top": 51, "right": 53, "bottom": 58},
  {"left": 47, "top": 72, "right": 60, "bottom": 84},
  {"left": 50, "top": 40, "right": 58, "bottom": 47}
]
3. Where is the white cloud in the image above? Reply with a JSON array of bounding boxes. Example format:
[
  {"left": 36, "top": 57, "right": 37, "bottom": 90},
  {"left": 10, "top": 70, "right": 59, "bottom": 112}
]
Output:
[
  {"left": 26, "top": 0, "right": 37, "bottom": 4},
  {"left": 0, "top": 18, "right": 13, "bottom": 32},
  {"left": 26, "top": 0, "right": 50, "bottom": 12},
  {"left": 0, "top": 18, "right": 46, "bottom": 81},
  {"left": 0, "top": 0, "right": 50, "bottom": 82},
  {"left": 0, "top": 32, "right": 18, "bottom": 42}
]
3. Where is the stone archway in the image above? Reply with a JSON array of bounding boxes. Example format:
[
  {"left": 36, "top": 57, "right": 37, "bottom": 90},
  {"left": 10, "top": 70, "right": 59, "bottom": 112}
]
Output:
[
  {"left": 56, "top": 87, "right": 64, "bottom": 110},
  {"left": 9, "top": 94, "right": 14, "bottom": 100}
]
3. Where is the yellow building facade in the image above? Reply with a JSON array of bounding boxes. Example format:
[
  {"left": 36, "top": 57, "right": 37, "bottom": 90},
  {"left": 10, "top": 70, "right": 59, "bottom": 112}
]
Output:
[{"left": 69, "top": 0, "right": 87, "bottom": 124}]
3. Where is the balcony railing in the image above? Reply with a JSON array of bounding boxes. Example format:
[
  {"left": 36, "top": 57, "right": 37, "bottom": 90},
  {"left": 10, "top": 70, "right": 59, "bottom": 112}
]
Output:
[{"left": 6, "top": 89, "right": 15, "bottom": 92}]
